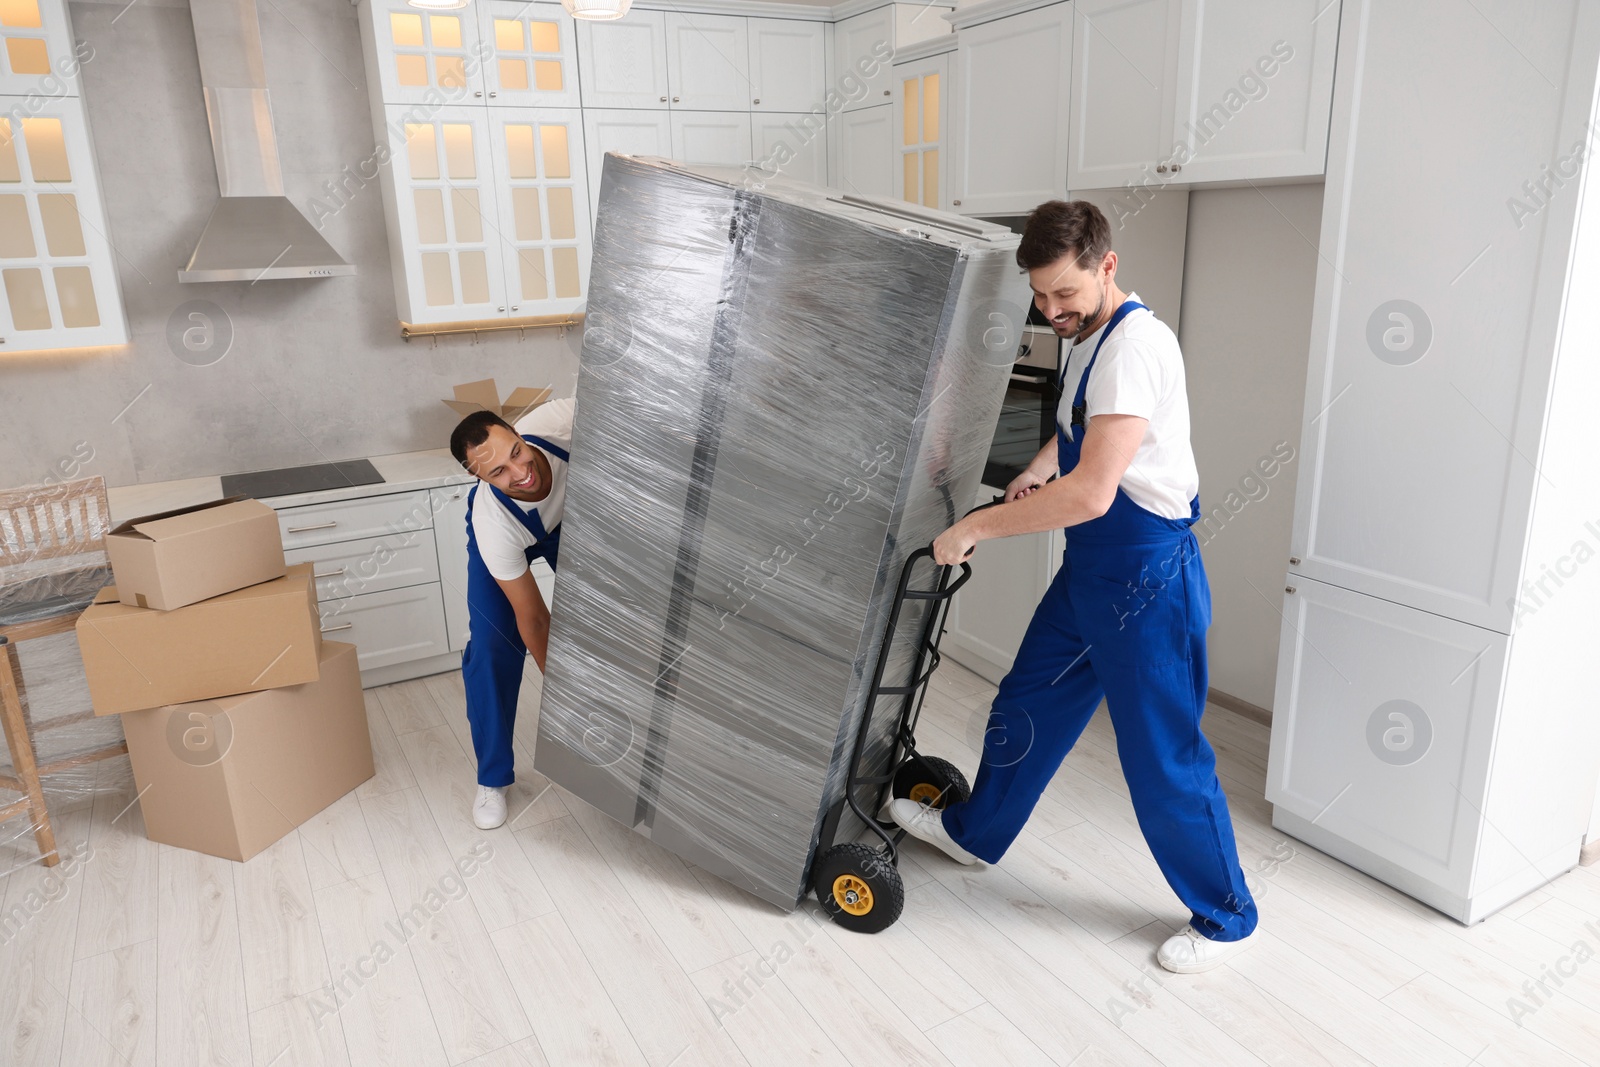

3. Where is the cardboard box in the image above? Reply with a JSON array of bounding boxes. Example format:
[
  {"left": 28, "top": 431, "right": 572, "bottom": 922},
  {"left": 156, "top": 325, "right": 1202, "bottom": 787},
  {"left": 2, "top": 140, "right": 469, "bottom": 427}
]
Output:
[
  {"left": 120, "top": 641, "right": 373, "bottom": 862},
  {"left": 105, "top": 497, "right": 287, "bottom": 611},
  {"left": 443, "top": 379, "right": 552, "bottom": 423},
  {"left": 76, "top": 563, "right": 322, "bottom": 716}
]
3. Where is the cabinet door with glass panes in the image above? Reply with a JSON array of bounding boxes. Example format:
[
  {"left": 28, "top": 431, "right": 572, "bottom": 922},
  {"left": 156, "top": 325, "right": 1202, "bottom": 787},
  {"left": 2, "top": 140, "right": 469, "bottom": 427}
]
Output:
[
  {"left": 381, "top": 104, "right": 506, "bottom": 325},
  {"left": 369, "top": 0, "right": 487, "bottom": 108},
  {"left": 477, "top": 0, "right": 579, "bottom": 108},
  {"left": 0, "top": 97, "right": 128, "bottom": 352},
  {"left": 0, "top": 0, "right": 81, "bottom": 97},
  {"left": 893, "top": 55, "right": 947, "bottom": 210},
  {"left": 486, "top": 107, "right": 590, "bottom": 317}
]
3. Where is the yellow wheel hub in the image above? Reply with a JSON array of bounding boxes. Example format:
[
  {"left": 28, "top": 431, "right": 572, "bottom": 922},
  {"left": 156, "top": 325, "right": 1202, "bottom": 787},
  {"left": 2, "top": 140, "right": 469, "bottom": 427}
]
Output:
[
  {"left": 908, "top": 783, "right": 943, "bottom": 806},
  {"left": 832, "top": 874, "right": 874, "bottom": 916}
]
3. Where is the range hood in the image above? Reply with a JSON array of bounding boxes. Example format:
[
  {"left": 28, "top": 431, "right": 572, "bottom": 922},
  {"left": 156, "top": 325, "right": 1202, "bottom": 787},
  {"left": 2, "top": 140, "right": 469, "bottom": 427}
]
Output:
[{"left": 179, "top": 0, "right": 354, "bottom": 283}]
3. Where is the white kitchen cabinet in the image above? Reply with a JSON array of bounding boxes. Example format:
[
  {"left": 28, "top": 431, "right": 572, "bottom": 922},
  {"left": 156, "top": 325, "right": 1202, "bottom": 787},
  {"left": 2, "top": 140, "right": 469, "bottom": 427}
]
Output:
[
  {"left": 748, "top": 19, "right": 826, "bottom": 113},
  {"left": 575, "top": 10, "right": 671, "bottom": 109},
  {"left": 669, "top": 111, "right": 752, "bottom": 167},
  {"left": 366, "top": 0, "right": 487, "bottom": 106},
  {"left": 1066, "top": 0, "right": 1182, "bottom": 190},
  {"left": 752, "top": 113, "right": 827, "bottom": 187},
  {"left": 830, "top": 103, "right": 894, "bottom": 198},
  {"left": 1269, "top": 0, "right": 1600, "bottom": 924},
  {"left": 834, "top": 6, "right": 897, "bottom": 111},
  {"left": 477, "top": 0, "right": 581, "bottom": 108},
  {"left": 0, "top": 0, "right": 80, "bottom": 97},
  {"left": 664, "top": 13, "right": 750, "bottom": 112},
  {"left": 0, "top": 94, "right": 129, "bottom": 353},
  {"left": 285, "top": 532, "right": 441, "bottom": 604},
  {"left": 583, "top": 108, "right": 673, "bottom": 216},
  {"left": 381, "top": 103, "right": 507, "bottom": 325},
  {"left": 892, "top": 51, "right": 949, "bottom": 209},
  {"left": 486, "top": 106, "right": 592, "bottom": 316},
  {"left": 318, "top": 585, "right": 451, "bottom": 675},
  {"left": 1066, "top": 0, "right": 1340, "bottom": 190},
  {"left": 1170, "top": 0, "right": 1339, "bottom": 183},
  {"left": 431, "top": 484, "right": 471, "bottom": 653},
  {"left": 942, "top": 485, "right": 1062, "bottom": 684},
  {"left": 949, "top": 1, "right": 1072, "bottom": 215}
]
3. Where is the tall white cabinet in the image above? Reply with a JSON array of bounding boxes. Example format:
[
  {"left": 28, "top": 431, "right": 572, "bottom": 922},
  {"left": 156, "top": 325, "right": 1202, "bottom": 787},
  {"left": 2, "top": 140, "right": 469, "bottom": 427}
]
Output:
[
  {"left": 1267, "top": 0, "right": 1600, "bottom": 924},
  {"left": 0, "top": 0, "right": 127, "bottom": 354}
]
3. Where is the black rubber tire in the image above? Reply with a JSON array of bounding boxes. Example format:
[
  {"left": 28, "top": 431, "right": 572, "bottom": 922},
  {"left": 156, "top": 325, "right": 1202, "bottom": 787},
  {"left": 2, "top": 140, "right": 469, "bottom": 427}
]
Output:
[
  {"left": 892, "top": 755, "right": 972, "bottom": 809},
  {"left": 813, "top": 843, "right": 905, "bottom": 934}
]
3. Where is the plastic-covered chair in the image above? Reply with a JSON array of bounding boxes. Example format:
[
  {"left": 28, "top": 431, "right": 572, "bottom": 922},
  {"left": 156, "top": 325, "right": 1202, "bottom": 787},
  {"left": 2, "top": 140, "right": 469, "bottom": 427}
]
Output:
[{"left": 0, "top": 476, "right": 124, "bottom": 867}]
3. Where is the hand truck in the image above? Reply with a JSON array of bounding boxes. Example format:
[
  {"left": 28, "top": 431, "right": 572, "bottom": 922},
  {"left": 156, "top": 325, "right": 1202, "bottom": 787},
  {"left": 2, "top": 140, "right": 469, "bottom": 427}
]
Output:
[{"left": 808, "top": 542, "right": 977, "bottom": 933}]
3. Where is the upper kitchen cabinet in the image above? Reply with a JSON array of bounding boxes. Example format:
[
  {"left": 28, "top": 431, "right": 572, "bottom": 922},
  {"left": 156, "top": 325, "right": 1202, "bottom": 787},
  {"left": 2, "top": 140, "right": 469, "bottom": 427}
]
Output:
[
  {"left": 489, "top": 108, "right": 592, "bottom": 316},
  {"left": 0, "top": 0, "right": 80, "bottom": 97},
  {"left": 948, "top": 0, "right": 1072, "bottom": 215},
  {"left": 0, "top": 93, "right": 128, "bottom": 353},
  {"left": 477, "top": 0, "right": 581, "bottom": 108},
  {"left": 367, "top": 0, "right": 486, "bottom": 106},
  {"left": 1066, "top": 0, "right": 1182, "bottom": 191},
  {"left": 892, "top": 43, "right": 952, "bottom": 210},
  {"left": 664, "top": 13, "right": 750, "bottom": 112},
  {"left": 834, "top": 6, "right": 896, "bottom": 111},
  {"left": 576, "top": 10, "right": 671, "bottom": 108},
  {"left": 831, "top": 104, "right": 894, "bottom": 198},
  {"left": 1170, "top": 0, "right": 1339, "bottom": 184},
  {"left": 748, "top": 19, "right": 825, "bottom": 112},
  {"left": 1066, "top": 0, "right": 1340, "bottom": 190}
]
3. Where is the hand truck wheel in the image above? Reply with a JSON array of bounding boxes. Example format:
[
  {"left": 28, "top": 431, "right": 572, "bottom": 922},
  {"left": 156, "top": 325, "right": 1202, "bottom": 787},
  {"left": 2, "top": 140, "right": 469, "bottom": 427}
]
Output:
[
  {"left": 813, "top": 842, "right": 904, "bottom": 933},
  {"left": 891, "top": 755, "right": 971, "bottom": 810}
]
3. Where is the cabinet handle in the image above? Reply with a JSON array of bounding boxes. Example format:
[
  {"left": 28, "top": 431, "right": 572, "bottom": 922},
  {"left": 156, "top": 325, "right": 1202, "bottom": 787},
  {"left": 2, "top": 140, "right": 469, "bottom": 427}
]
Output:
[
  {"left": 498, "top": 306, "right": 506, "bottom": 312},
  {"left": 883, "top": 89, "right": 890, "bottom": 96},
  {"left": 753, "top": 98, "right": 760, "bottom": 104},
  {"left": 660, "top": 95, "right": 667, "bottom": 102},
  {"left": 511, "top": 304, "right": 519, "bottom": 311},
  {"left": 672, "top": 96, "right": 680, "bottom": 102},
  {"left": 313, "top": 567, "right": 347, "bottom": 579},
  {"left": 474, "top": 90, "right": 483, "bottom": 97},
  {"left": 489, "top": 91, "right": 497, "bottom": 98},
  {"left": 320, "top": 622, "right": 354, "bottom": 634},
  {"left": 1156, "top": 164, "right": 1168, "bottom": 173},
  {"left": 952, "top": 199, "right": 961, "bottom": 206},
  {"left": 1289, "top": 557, "right": 1301, "bottom": 566},
  {"left": 1285, "top": 586, "right": 1296, "bottom": 595},
  {"left": 287, "top": 521, "right": 338, "bottom": 533},
  {"left": 1172, "top": 164, "right": 1181, "bottom": 172}
]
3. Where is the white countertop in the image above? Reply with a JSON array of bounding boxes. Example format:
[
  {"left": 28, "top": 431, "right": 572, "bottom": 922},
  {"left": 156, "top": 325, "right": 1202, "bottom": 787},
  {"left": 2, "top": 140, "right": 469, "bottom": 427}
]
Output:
[{"left": 106, "top": 449, "right": 477, "bottom": 523}]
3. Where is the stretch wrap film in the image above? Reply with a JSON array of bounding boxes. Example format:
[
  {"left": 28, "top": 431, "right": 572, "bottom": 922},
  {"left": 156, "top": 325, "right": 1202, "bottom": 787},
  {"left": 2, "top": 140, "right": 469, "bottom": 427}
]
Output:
[
  {"left": 0, "top": 477, "right": 125, "bottom": 877},
  {"left": 535, "top": 156, "right": 1030, "bottom": 909}
]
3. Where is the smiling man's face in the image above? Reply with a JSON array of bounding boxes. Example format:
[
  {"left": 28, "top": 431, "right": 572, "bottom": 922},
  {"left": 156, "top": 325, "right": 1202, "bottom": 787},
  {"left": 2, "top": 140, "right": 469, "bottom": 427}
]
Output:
[
  {"left": 1030, "top": 249, "right": 1117, "bottom": 343},
  {"left": 465, "top": 424, "right": 553, "bottom": 502}
]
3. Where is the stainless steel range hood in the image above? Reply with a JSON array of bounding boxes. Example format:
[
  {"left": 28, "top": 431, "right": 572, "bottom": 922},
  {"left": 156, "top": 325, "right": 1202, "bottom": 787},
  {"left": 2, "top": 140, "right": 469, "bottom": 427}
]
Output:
[{"left": 179, "top": 0, "right": 354, "bottom": 283}]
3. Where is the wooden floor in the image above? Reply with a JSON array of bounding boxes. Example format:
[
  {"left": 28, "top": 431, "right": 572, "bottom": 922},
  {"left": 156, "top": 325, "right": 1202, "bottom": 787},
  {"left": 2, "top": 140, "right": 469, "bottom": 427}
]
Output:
[{"left": 4, "top": 660, "right": 1599, "bottom": 1067}]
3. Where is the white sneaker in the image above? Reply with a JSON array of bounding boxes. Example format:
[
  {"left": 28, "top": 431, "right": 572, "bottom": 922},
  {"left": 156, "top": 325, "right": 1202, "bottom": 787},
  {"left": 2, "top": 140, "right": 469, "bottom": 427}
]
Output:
[
  {"left": 472, "top": 785, "right": 508, "bottom": 830},
  {"left": 1157, "top": 924, "right": 1257, "bottom": 974},
  {"left": 889, "top": 798, "right": 981, "bottom": 866}
]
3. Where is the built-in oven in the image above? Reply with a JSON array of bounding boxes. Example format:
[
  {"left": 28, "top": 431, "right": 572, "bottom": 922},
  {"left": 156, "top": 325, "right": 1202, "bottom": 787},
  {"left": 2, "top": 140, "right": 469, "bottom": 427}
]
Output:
[{"left": 983, "top": 322, "right": 1062, "bottom": 488}]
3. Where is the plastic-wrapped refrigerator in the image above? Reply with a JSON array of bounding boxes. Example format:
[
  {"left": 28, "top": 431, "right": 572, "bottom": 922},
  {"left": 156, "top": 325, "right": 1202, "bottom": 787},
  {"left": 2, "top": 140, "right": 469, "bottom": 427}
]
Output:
[{"left": 536, "top": 155, "right": 1029, "bottom": 910}]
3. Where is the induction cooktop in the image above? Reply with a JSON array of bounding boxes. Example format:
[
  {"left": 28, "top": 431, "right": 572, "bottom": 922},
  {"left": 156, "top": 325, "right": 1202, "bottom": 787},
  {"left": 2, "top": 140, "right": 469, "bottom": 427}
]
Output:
[{"left": 220, "top": 459, "right": 385, "bottom": 500}]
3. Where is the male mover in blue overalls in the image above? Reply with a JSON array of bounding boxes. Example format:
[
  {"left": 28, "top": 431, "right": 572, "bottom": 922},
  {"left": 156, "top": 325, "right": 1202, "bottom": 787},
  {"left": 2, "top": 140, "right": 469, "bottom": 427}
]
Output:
[
  {"left": 892, "top": 200, "right": 1259, "bottom": 973},
  {"left": 448, "top": 398, "right": 574, "bottom": 829}
]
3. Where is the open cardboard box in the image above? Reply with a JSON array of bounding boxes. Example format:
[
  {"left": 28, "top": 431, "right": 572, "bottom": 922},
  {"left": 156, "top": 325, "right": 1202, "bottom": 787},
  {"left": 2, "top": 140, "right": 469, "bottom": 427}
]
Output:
[
  {"left": 443, "top": 379, "right": 552, "bottom": 423},
  {"left": 105, "top": 497, "right": 286, "bottom": 611},
  {"left": 121, "top": 641, "right": 374, "bottom": 862},
  {"left": 76, "top": 563, "right": 322, "bottom": 716}
]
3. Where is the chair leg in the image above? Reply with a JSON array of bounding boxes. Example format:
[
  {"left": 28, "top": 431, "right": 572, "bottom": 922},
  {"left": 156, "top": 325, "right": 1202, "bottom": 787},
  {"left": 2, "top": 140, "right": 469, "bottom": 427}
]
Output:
[{"left": 0, "top": 641, "right": 58, "bottom": 867}]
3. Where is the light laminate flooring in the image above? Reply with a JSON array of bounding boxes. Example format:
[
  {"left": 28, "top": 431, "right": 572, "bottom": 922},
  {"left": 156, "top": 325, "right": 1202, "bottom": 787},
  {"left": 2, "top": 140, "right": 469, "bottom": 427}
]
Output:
[{"left": 4, "top": 661, "right": 1599, "bottom": 1066}]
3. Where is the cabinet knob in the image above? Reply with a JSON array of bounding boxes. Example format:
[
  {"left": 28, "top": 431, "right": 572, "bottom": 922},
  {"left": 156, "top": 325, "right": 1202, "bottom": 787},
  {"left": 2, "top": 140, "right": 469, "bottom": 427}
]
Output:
[
  {"left": 1172, "top": 163, "right": 1181, "bottom": 173},
  {"left": 672, "top": 96, "right": 680, "bottom": 102},
  {"left": 511, "top": 305, "right": 519, "bottom": 311},
  {"left": 660, "top": 95, "right": 667, "bottom": 102},
  {"left": 883, "top": 89, "right": 890, "bottom": 96},
  {"left": 753, "top": 98, "right": 760, "bottom": 105},
  {"left": 1289, "top": 556, "right": 1301, "bottom": 566},
  {"left": 498, "top": 306, "right": 506, "bottom": 312},
  {"left": 489, "top": 91, "right": 498, "bottom": 98},
  {"left": 474, "top": 90, "right": 483, "bottom": 97},
  {"left": 952, "top": 199, "right": 961, "bottom": 206},
  {"left": 1156, "top": 164, "right": 1168, "bottom": 173},
  {"left": 1285, "top": 586, "right": 1297, "bottom": 595}
]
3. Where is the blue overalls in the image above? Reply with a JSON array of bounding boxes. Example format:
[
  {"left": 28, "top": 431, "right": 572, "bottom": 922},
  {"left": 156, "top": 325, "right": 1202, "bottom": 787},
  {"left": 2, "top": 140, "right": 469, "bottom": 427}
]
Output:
[
  {"left": 941, "top": 300, "right": 1258, "bottom": 942},
  {"left": 460, "top": 434, "right": 566, "bottom": 788}
]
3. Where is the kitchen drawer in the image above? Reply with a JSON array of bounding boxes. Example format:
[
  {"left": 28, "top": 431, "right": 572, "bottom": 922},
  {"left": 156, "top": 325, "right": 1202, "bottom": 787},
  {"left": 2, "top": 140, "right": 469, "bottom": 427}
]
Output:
[
  {"left": 276, "top": 490, "right": 433, "bottom": 550},
  {"left": 286, "top": 530, "right": 441, "bottom": 602},
  {"left": 316, "top": 584, "right": 450, "bottom": 673}
]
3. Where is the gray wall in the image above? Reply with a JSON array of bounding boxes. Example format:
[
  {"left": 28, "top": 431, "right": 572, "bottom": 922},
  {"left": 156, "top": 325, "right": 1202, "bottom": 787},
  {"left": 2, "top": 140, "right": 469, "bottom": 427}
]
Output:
[
  {"left": 1, "top": 0, "right": 581, "bottom": 490},
  {"left": 1180, "top": 182, "right": 1324, "bottom": 712}
]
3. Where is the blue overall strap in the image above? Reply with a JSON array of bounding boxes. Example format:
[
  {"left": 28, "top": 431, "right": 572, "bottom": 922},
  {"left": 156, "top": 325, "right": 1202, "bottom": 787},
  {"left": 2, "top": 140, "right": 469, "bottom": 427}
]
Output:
[
  {"left": 523, "top": 432, "right": 569, "bottom": 464},
  {"left": 1064, "top": 299, "right": 1149, "bottom": 428}
]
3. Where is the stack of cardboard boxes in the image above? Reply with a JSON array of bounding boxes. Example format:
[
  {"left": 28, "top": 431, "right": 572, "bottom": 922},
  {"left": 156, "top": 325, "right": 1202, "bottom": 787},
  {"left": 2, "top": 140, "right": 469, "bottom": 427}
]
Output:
[{"left": 75, "top": 498, "right": 374, "bottom": 861}]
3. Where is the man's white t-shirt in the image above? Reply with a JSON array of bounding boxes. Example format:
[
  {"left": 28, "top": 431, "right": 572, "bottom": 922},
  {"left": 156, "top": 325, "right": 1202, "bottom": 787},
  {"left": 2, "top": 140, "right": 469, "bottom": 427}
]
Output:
[
  {"left": 1056, "top": 293, "right": 1199, "bottom": 519},
  {"left": 471, "top": 398, "right": 575, "bottom": 581}
]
